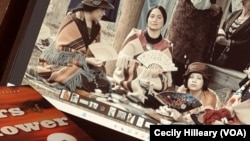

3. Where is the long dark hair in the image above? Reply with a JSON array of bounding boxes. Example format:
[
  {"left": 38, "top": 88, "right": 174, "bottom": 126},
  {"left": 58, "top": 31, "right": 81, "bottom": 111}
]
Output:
[{"left": 146, "top": 5, "right": 167, "bottom": 25}]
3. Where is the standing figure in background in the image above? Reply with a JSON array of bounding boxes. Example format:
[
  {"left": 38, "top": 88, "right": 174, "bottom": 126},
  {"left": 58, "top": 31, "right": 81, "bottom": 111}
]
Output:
[
  {"left": 212, "top": 0, "right": 250, "bottom": 71},
  {"left": 27, "top": 0, "right": 114, "bottom": 94},
  {"left": 113, "top": 6, "right": 177, "bottom": 109},
  {"left": 167, "top": 0, "right": 222, "bottom": 86}
]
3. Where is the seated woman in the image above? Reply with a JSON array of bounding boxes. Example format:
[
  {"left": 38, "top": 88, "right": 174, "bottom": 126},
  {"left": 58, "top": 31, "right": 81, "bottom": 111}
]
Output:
[
  {"left": 113, "top": 6, "right": 176, "bottom": 109},
  {"left": 165, "top": 63, "right": 249, "bottom": 125},
  {"left": 177, "top": 62, "right": 221, "bottom": 111},
  {"left": 194, "top": 64, "right": 250, "bottom": 125},
  {"left": 26, "top": 0, "right": 114, "bottom": 94}
]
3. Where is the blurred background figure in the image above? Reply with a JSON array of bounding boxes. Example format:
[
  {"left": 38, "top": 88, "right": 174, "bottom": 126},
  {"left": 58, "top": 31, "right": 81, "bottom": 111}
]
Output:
[
  {"left": 167, "top": 0, "right": 222, "bottom": 86},
  {"left": 211, "top": 0, "right": 250, "bottom": 71}
]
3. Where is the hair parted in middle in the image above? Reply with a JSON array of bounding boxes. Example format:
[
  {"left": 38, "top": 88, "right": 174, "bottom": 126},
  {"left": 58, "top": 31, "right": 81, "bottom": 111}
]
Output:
[{"left": 146, "top": 5, "right": 167, "bottom": 25}]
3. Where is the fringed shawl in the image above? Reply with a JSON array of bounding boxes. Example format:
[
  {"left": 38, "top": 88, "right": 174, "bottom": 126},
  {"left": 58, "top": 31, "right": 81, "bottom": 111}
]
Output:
[{"left": 38, "top": 14, "right": 102, "bottom": 91}]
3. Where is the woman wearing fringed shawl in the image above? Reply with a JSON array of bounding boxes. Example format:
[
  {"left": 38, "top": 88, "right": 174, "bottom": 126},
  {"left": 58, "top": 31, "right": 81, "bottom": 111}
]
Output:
[
  {"left": 113, "top": 6, "right": 177, "bottom": 109},
  {"left": 27, "top": 0, "right": 114, "bottom": 94}
]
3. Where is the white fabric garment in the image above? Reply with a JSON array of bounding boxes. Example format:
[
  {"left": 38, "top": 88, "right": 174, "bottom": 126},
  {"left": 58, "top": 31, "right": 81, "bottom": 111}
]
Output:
[{"left": 191, "top": 0, "right": 211, "bottom": 10}]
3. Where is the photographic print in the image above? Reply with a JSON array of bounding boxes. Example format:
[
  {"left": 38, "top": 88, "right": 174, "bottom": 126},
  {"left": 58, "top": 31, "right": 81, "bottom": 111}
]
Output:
[{"left": 4, "top": 0, "right": 248, "bottom": 140}]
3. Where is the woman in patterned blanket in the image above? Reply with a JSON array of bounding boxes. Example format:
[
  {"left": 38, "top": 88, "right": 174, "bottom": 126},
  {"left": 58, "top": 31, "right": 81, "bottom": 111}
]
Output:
[
  {"left": 113, "top": 6, "right": 176, "bottom": 109},
  {"left": 27, "top": 0, "right": 114, "bottom": 94}
]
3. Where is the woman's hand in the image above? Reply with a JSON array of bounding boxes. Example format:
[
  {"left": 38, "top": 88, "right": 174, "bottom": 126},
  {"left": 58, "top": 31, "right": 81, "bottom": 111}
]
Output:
[
  {"left": 139, "top": 79, "right": 150, "bottom": 88},
  {"left": 215, "top": 36, "right": 230, "bottom": 46},
  {"left": 86, "top": 57, "right": 104, "bottom": 67},
  {"left": 150, "top": 69, "right": 163, "bottom": 78}
]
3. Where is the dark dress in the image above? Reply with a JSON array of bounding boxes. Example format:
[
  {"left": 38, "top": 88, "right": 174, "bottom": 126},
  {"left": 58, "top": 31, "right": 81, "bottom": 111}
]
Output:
[
  {"left": 212, "top": 10, "right": 250, "bottom": 71},
  {"left": 167, "top": 0, "right": 222, "bottom": 86}
]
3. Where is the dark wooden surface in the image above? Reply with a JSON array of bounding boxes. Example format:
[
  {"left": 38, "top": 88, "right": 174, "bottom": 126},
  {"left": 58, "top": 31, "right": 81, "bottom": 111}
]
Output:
[
  {"left": 0, "top": 0, "right": 30, "bottom": 84},
  {"left": 0, "top": 0, "right": 10, "bottom": 25}
]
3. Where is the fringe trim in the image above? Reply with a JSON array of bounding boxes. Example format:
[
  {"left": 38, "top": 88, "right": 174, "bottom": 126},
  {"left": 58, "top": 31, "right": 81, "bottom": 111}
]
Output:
[
  {"left": 64, "top": 70, "right": 83, "bottom": 91},
  {"left": 60, "top": 68, "right": 95, "bottom": 92},
  {"left": 41, "top": 46, "right": 89, "bottom": 71}
]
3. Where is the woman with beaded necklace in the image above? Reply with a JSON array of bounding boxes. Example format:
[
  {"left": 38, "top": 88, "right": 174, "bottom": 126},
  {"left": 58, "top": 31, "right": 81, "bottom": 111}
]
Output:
[{"left": 212, "top": 0, "right": 250, "bottom": 71}]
